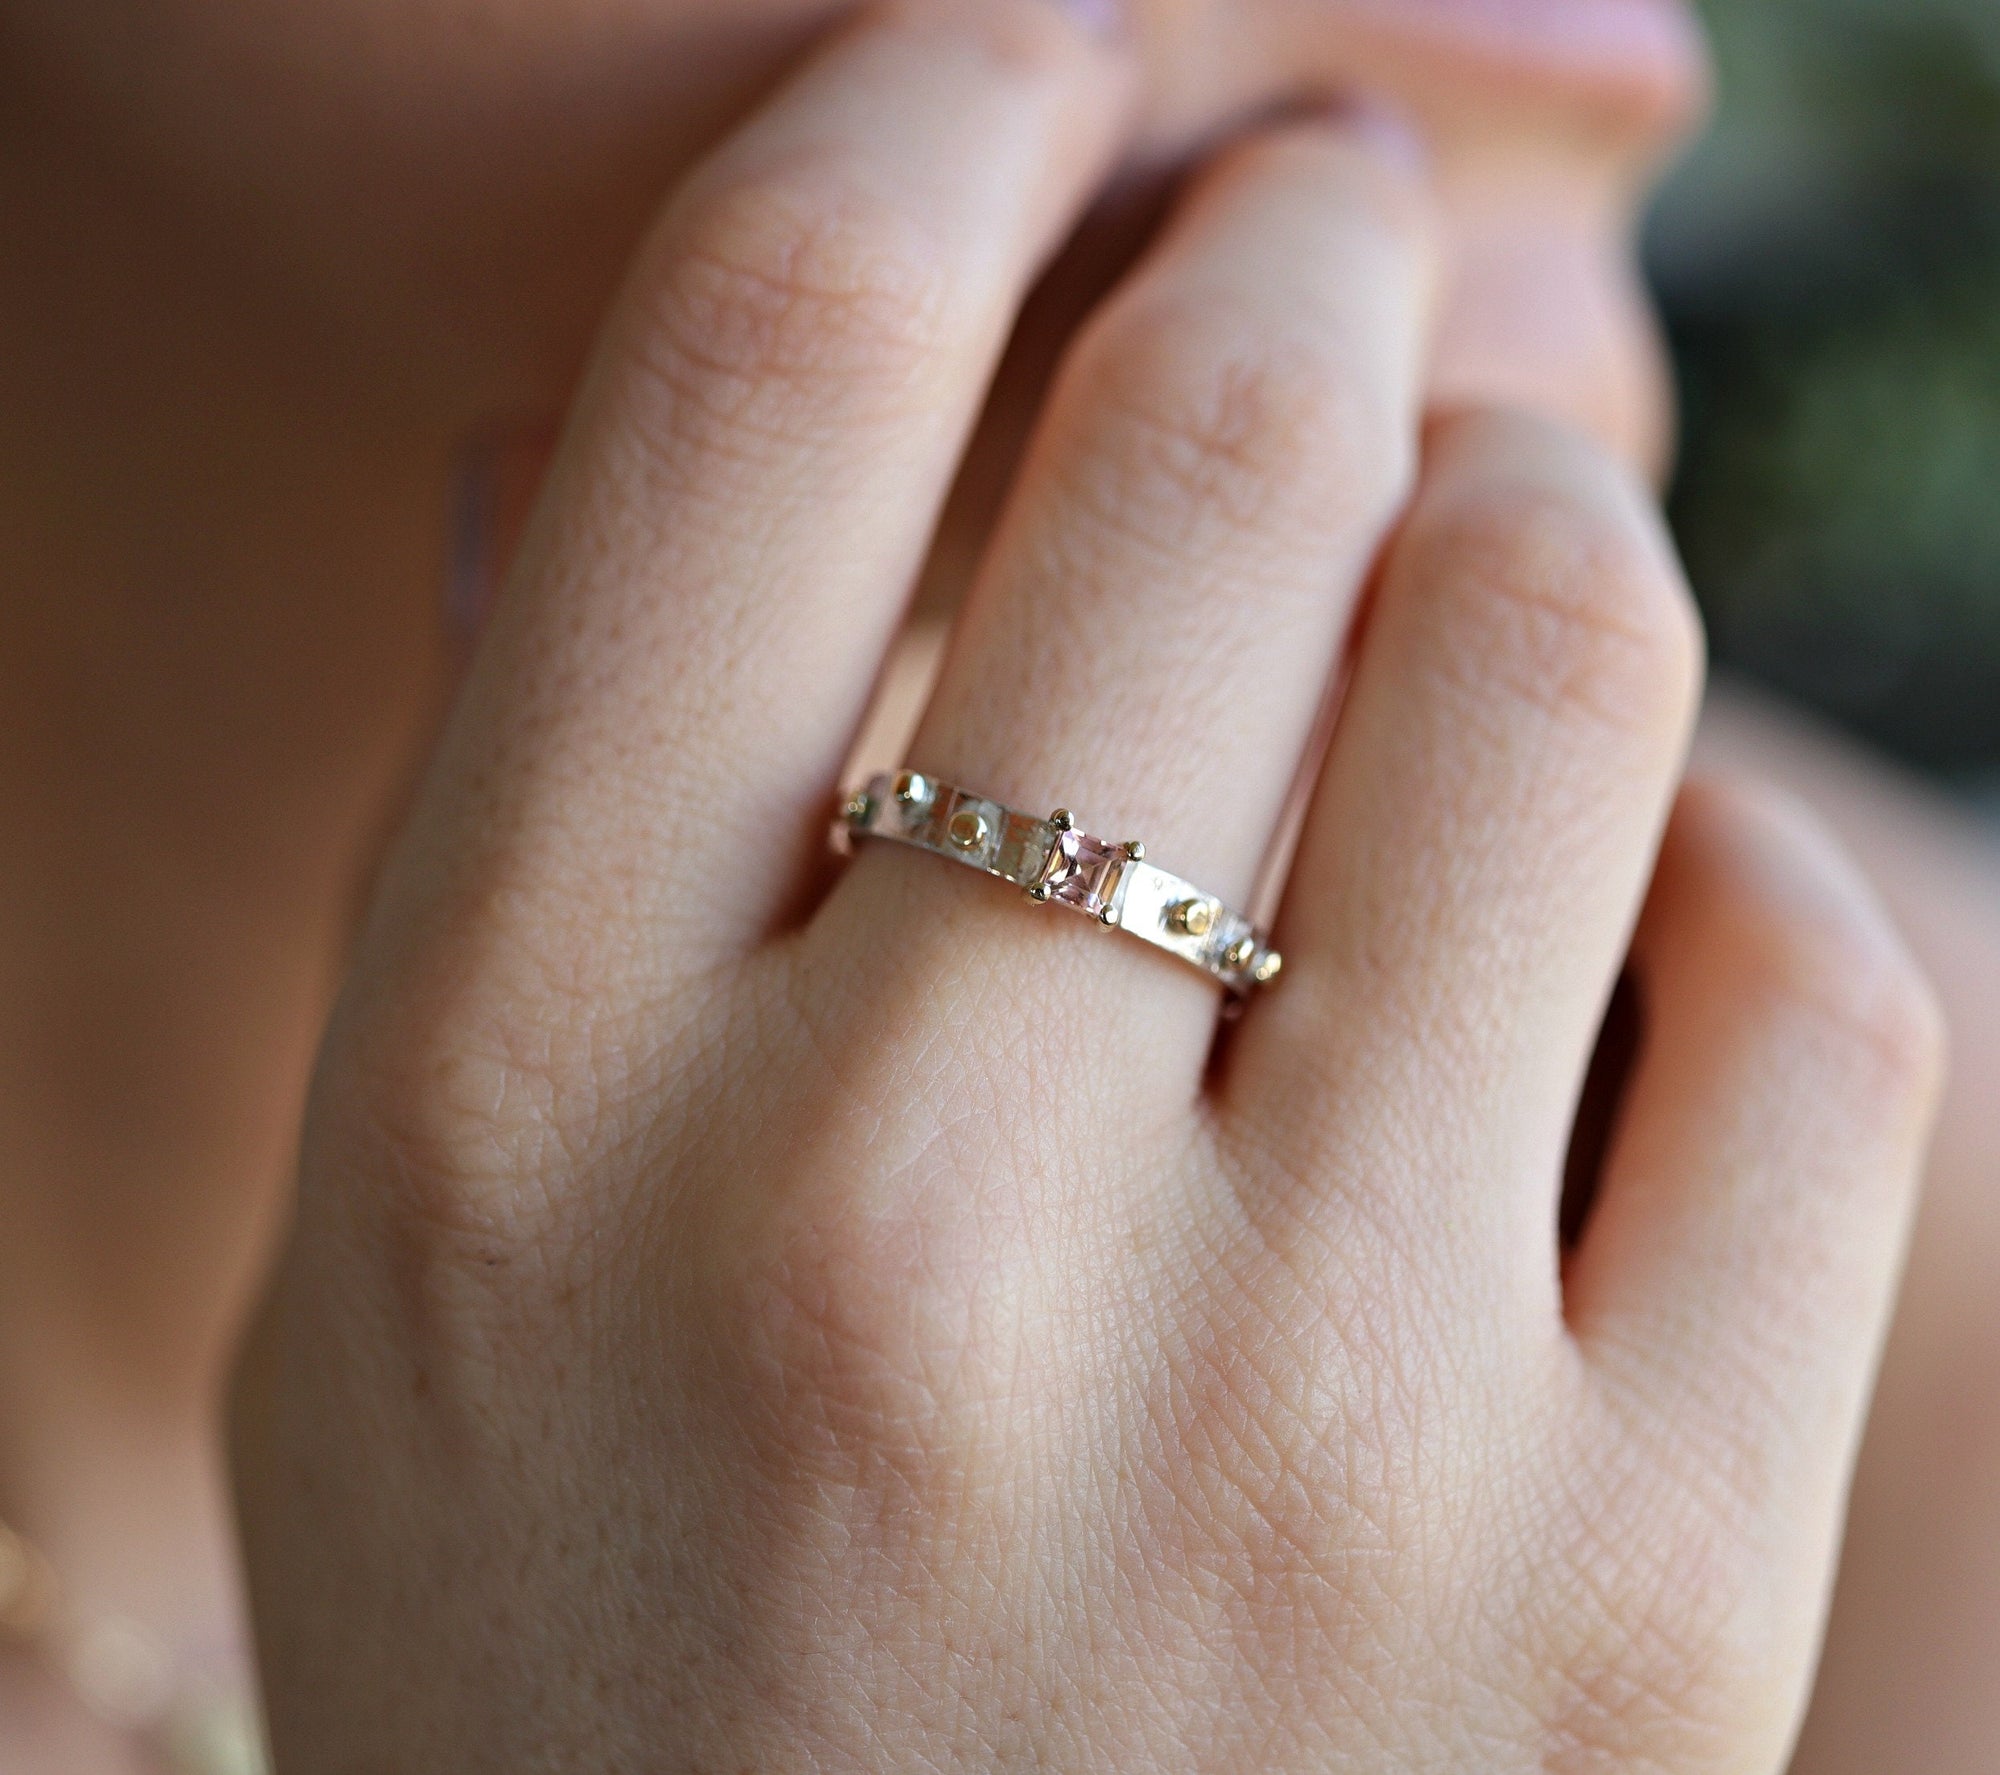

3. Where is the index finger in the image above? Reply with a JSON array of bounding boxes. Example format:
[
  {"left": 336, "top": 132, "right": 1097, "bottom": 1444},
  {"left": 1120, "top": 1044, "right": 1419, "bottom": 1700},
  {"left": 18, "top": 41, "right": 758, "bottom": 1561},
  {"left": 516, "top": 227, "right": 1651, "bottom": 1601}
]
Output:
[{"left": 380, "top": 0, "right": 1134, "bottom": 1008}]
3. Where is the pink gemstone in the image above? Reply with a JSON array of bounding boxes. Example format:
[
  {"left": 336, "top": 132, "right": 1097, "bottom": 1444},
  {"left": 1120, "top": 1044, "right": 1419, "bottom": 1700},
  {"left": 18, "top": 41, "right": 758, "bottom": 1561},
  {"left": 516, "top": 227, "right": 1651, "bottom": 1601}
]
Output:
[{"left": 1045, "top": 828, "right": 1126, "bottom": 918}]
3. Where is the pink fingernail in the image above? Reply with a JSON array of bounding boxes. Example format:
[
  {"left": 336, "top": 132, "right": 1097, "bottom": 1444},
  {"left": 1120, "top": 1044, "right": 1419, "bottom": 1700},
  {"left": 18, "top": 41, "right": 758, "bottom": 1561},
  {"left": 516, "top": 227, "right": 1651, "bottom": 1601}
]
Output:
[
  {"left": 1335, "top": 94, "right": 1430, "bottom": 176},
  {"left": 1048, "top": 0, "right": 1127, "bottom": 41}
]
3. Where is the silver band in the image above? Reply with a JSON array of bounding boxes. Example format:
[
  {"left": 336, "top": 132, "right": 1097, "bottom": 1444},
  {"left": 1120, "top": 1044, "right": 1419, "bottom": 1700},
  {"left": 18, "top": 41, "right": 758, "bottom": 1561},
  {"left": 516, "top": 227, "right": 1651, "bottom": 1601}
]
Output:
[{"left": 838, "top": 771, "right": 1283, "bottom": 995}]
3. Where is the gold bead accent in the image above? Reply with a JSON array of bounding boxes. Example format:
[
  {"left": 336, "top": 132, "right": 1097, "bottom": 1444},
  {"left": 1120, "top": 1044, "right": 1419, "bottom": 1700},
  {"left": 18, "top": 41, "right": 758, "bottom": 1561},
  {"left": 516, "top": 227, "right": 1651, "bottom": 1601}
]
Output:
[
  {"left": 1050, "top": 808, "right": 1076, "bottom": 833},
  {"left": 842, "top": 790, "right": 873, "bottom": 827},
  {"left": 1123, "top": 840, "right": 1146, "bottom": 862},
  {"left": 948, "top": 809, "right": 991, "bottom": 853},
  {"left": 893, "top": 771, "right": 931, "bottom": 807},
  {"left": 1169, "top": 898, "right": 1217, "bottom": 939},
  {"left": 1253, "top": 951, "right": 1284, "bottom": 986}
]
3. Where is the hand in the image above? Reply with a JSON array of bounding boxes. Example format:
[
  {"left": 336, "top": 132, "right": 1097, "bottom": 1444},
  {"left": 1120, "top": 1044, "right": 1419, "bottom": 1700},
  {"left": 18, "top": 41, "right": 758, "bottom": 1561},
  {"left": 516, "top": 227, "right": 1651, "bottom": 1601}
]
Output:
[{"left": 231, "top": 4, "right": 1944, "bottom": 1769}]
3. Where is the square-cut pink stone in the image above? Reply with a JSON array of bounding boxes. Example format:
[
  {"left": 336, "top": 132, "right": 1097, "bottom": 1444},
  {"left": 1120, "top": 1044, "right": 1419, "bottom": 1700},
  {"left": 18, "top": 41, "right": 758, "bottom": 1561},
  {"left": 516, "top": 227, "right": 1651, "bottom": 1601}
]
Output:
[{"left": 1045, "top": 828, "right": 1126, "bottom": 918}]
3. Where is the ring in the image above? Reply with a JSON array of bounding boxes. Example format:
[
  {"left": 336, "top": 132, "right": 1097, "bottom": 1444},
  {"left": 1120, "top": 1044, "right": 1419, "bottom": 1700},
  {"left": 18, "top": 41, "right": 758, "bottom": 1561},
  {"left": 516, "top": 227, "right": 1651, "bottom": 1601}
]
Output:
[{"left": 837, "top": 771, "right": 1283, "bottom": 994}]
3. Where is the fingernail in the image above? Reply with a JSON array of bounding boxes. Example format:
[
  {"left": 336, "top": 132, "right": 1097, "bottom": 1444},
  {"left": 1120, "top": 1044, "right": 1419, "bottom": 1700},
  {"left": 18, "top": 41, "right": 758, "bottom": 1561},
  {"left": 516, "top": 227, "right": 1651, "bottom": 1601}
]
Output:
[
  {"left": 1045, "top": 0, "right": 1128, "bottom": 41},
  {"left": 1334, "top": 94, "right": 1430, "bottom": 176}
]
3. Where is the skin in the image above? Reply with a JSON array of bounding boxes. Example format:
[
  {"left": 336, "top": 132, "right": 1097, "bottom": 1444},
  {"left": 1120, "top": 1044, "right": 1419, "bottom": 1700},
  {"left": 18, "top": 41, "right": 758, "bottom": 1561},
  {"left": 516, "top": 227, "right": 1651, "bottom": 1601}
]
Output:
[
  {"left": 0, "top": 0, "right": 1987, "bottom": 1766},
  {"left": 1696, "top": 695, "right": 2000, "bottom": 1775}
]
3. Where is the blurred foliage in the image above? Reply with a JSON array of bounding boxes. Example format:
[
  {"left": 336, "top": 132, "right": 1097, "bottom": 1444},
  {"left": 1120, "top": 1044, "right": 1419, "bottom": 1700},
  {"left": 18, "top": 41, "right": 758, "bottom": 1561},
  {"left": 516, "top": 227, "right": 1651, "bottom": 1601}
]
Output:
[{"left": 1648, "top": 0, "right": 2000, "bottom": 781}]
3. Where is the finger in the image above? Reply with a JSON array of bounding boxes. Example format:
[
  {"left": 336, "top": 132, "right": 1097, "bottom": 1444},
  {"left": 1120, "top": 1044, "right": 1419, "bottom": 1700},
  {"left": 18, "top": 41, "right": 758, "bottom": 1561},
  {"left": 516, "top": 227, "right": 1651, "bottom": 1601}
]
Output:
[
  {"left": 1568, "top": 780, "right": 1942, "bottom": 1659},
  {"left": 1229, "top": 409, "right": 1704, "bottom": 1271},
  {"left": 393, "top": 0, "right": 1132, "bottom": 986},
  {"left": 824, "top": 108, "right": 1437, "bottom": 1088}
]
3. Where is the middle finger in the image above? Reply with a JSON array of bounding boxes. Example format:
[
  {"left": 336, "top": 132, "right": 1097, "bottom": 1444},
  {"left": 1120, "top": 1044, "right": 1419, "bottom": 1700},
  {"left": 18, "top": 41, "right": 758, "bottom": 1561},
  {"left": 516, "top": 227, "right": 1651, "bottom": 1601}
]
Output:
[{"left": 829, "top": 110, "right": 1437, "bottom": 1098}]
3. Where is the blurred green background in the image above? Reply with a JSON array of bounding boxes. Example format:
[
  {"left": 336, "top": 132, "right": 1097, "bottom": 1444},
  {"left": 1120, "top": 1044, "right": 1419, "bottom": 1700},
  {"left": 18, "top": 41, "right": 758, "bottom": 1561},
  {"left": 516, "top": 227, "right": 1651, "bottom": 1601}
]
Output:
[{"left": 1647, "top": 0, "right": 2000, "bottom": 800}]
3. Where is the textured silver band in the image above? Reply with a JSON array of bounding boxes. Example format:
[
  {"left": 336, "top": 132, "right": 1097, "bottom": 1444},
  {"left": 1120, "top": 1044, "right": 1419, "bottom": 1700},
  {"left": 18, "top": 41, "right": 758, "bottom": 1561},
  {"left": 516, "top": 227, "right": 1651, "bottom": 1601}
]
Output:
[{"left": 838, "top": 771, "right": 1282, "bottom": 995}]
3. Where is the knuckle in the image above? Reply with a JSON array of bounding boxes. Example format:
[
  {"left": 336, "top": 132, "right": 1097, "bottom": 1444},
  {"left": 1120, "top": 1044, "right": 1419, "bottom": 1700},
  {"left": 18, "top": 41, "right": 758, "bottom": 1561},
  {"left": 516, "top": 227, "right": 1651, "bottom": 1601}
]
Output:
[
  {"left": 906, "top": 0, "right": 1089, "bottom": 79},
  {"left": 1408, "top": 477, "right": 1703, "bottom": 745},
  {"left": 1536, "top": 1466, "right": 1775, "bottom": 1774},
  {"left": 1067, "top": 294, "right": 1410, "bottom": 543},
  {"left": 721, "top": 1161, "right": 1027, "bottom": 1513},
  {"left": 326, "top": 908, "right": 643, "bottom": 1257},
  {"left": 304, "top": 1026, "right": 576, "bottom": 1378},
  {"left": 1540, "top": 1634, "right": 1749, "bottom": 1775},
  {"left": 632, "top": 160, "right": 954, "bottom": 428},
  {"left": 336, "top": 1001, "right": 568, "bottom": 1257},
  {"left": 1221, "top": 122, "right": 1435, "bottom": 253},
  {"left": 1742, "top": 899, "right": 1946, "bottom": 1109}
]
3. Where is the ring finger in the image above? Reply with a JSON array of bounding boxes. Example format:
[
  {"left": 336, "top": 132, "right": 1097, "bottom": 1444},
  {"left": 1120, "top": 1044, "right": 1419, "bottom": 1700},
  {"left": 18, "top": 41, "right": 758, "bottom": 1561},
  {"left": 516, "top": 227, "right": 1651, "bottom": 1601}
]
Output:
[{"left": 825, "top": 108, "right": 1438, "bottom": 1096}]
